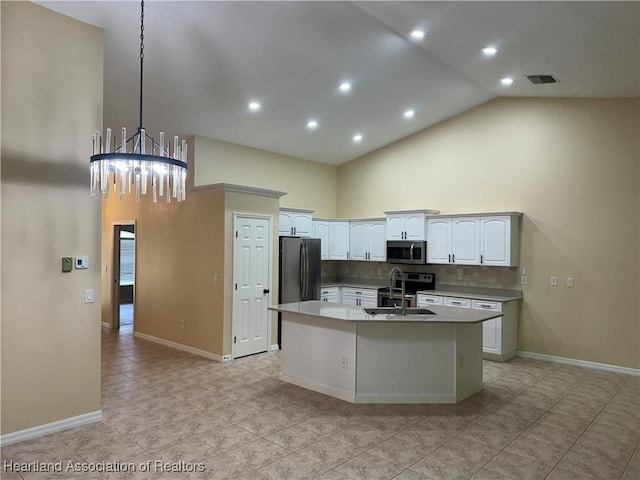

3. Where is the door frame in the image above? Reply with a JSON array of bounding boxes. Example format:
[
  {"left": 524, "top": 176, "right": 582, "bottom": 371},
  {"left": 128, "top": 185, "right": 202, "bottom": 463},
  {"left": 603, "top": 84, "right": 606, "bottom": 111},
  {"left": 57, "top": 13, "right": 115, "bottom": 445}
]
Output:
[
  {"left": 111, "top": 220, "right": 136, "bottom": 330},
  {"left": 231, "top": 213, "right": 273, "bottom": 359}
]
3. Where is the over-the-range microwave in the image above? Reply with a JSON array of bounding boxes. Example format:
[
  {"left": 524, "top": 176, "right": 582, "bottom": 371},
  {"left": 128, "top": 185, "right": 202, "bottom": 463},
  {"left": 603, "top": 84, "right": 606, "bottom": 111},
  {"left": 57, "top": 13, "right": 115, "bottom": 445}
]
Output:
[{"left": 386, "top": 240, "right": 427, "bottom": 264}]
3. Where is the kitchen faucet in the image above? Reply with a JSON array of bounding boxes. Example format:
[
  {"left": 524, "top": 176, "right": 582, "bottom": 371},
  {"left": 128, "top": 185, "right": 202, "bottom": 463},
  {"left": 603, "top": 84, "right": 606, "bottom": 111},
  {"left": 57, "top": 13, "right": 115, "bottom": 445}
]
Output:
[{"left": 388, "top": 266, "right": 407, "bottom": 315}]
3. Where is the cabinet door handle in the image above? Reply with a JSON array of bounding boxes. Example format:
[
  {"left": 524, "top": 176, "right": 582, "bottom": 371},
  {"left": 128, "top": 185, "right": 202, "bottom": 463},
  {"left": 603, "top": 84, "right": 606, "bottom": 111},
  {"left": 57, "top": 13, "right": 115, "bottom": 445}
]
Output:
[
  {"left": 448, "top": 254, "right": 451, "bottom": 262},
  {"left": 452, "top": 254, "right": 455, "bottom": 263},
  {"left": 481, "top": 254, "right": 483, "bottom": 264},
  {"left": 451, "top": 301, "right": 462, "bottom": 305}
]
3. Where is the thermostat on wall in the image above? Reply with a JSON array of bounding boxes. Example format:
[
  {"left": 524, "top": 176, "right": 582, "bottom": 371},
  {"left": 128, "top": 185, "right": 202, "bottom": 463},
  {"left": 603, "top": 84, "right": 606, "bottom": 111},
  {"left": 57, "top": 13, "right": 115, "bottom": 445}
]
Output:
[{"left": 75, "top": 256, "right": 89, "bottom": 269}]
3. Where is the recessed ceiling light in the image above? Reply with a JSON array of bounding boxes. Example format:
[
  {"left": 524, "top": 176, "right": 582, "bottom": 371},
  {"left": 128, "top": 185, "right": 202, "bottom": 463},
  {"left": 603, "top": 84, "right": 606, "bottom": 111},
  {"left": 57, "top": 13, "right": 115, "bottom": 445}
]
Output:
[
  {"left": 306, "top": 120, "right": 318, "bottom": 130},
  {"left": 500, "top": 77, "right": 514, "bottom": 86},
  {"left": 338, "top": 82, "right": 352, "bottom": 93},
  {"left": 410, "top": 29, "right": 426, "bottom": 40},
  {"left": 352, "top": 134, "right": 363, "bottom": 143},
  {"left": 248, "top": 101, "right": 261, "bottom": 111},
  {"left": 403, "top": 109, "right": 415, "bottom": 119},
  {"left": 481, "top": 46, "right": 498, "bottom": 57}
]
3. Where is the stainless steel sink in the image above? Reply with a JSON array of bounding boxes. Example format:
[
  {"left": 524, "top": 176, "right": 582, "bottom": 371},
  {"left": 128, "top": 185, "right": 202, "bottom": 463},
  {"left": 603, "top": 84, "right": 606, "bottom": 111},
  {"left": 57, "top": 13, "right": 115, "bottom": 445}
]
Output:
[{"left": 364, "top": 307, "right": 436, "bottom": 316}]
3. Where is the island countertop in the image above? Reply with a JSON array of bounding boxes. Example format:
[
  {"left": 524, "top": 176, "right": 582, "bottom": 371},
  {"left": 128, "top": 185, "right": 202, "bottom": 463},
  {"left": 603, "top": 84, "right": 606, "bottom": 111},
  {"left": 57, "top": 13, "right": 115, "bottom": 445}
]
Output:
[{"left": 269, "top": 300, "right": 502, "bottom": 323}]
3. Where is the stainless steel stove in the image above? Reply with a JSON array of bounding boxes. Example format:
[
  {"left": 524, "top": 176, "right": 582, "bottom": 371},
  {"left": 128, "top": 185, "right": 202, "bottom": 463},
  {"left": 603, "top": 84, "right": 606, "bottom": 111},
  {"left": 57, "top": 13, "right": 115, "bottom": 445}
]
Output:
[{"left": 377, "top": 272, "right": 436, "bottom": 308}]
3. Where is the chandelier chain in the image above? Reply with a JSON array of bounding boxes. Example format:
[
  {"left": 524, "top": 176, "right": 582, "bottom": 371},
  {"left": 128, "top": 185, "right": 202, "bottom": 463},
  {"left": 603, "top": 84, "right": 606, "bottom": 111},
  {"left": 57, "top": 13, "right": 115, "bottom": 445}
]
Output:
[
  {"left": 140, "top": 0, "right": 144, "bottom": 62},
  {"left": 138, "top": 0, "right": 144, "bottom": 132}
]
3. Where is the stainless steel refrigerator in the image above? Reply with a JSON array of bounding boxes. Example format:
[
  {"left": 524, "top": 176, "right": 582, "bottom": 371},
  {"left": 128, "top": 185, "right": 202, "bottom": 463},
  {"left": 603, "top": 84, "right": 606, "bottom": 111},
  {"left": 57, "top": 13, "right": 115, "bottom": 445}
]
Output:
[{"left": 278, "top": 236, "right": 321, "bottom": 347}]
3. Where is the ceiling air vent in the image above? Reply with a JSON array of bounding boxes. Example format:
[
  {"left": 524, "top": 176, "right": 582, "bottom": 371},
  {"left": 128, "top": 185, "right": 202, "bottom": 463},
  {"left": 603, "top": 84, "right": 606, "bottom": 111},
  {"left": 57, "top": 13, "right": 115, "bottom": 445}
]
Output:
[{"left": 526, "top": 74, "right": 558, "bottom": 85}]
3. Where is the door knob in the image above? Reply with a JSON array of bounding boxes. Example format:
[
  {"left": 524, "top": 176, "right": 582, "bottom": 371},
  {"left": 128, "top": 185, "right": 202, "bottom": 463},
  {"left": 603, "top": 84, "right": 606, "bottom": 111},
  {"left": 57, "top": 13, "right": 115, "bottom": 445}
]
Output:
[{"left": 263, "top": 289, "right": 270, "bottom": 294}]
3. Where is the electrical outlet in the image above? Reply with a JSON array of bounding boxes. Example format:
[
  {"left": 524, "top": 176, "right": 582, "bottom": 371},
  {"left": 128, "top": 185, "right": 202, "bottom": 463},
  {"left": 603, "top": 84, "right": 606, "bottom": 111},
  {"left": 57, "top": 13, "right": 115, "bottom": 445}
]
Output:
[
  {"left": 550, "top": 276, "right": 558, "bottom": 287},
  {"left": 340, "top": 355, "right": 348, "bottom": 369},
  {"left": 520, "top": 275, "right": 527, "bottom": 285},
  {"left": 567, "top": 277, "right": 574, "bottom": 287},
  {"left": 214, "top": 274, "right": 220, "bottom": 283},
  {"left": 457, "top": 271, "right": 463, "bottom": 281},
  {"left": 180, "top": 319, "right": 185, "bottom": 328}
]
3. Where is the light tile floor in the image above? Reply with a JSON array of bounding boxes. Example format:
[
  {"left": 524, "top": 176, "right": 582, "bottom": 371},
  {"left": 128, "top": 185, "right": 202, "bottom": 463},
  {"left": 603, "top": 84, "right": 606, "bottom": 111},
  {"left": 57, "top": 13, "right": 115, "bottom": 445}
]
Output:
[{"left": 2, "top": 327, "right": 638, "bottom": 480}]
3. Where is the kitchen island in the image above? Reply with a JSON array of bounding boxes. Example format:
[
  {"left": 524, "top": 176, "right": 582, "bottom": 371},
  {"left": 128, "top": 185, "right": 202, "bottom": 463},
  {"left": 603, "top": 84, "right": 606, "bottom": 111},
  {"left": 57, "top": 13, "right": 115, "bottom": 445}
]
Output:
[{"left": 268, "top": 301, "right": 502, "bottom": 404}]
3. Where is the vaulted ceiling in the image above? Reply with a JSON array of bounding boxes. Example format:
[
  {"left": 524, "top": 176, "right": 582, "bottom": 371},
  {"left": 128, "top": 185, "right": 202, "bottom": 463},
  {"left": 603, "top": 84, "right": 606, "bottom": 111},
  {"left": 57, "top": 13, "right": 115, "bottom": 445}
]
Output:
[{"left": 36, "top": 1, "right": 640, "bottom": 165}]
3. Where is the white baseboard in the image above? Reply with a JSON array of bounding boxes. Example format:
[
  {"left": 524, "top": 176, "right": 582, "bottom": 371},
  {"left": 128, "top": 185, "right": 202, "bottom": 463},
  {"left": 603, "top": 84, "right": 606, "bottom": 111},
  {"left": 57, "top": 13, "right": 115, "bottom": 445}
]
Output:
[
  {"left": 101, "top": 322, "right": 111, "bottom": 329},
  {"left": 133, "top": 332, "right": 224, "bottom": 362},
  {"left": 270, "top": 344, "right": 280, "bottom": 352},
  {"left": 0, "top": 411, "right": 102, "bottom": 446},
  {"left": 517, "top": 350, "right": 640, "bottom": 377}
]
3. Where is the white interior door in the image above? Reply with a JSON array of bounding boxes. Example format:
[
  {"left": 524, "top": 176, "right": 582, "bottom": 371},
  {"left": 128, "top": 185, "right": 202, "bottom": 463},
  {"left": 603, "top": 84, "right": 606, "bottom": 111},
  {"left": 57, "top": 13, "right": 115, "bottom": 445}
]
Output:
[{"left": 233, "top": 215, "right": 271, "bottom": 358}]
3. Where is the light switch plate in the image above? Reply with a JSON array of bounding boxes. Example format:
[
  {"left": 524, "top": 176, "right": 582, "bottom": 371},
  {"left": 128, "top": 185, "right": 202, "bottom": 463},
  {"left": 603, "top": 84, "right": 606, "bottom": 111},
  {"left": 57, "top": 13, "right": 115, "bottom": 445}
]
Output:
[
  {"left": 567, "top": 277, "right": 574, "bottom": 287},
  {"left": 84, "top": 289, "right": 94, "bottom": 303}
]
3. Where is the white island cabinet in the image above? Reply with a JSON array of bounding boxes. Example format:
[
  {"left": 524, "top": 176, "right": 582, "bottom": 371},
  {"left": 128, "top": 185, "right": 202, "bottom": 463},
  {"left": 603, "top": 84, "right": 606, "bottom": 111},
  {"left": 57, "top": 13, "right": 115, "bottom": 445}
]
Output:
[{"left": 269, "top": 301, "right": 502, "bottom": 404}]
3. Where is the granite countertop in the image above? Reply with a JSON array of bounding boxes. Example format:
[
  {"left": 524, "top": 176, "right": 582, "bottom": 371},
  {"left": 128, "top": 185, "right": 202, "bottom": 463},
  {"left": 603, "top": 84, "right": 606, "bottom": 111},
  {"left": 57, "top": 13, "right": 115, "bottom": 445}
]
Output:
[
  {"left": 269, "top": 300, "right": 502, "bottom": 324},
  {"left": 416, "top": 285, "right": 522, "bottom": 302}
]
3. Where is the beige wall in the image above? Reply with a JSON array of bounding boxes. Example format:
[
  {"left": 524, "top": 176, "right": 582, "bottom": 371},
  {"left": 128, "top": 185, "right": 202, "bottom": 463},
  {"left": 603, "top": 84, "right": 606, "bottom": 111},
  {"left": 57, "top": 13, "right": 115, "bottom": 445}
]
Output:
[
  {"left": 134, "top": 187, "right": 226, "bottom": 355},
  {"left": 194, "top": 135, "right": 338, "bottom": 217},
  {"left": 1, "top": 2, "right": 103, "bottom": 434},
  {"left": 338, "top": 97, "right": 639, "bottom": 369}
]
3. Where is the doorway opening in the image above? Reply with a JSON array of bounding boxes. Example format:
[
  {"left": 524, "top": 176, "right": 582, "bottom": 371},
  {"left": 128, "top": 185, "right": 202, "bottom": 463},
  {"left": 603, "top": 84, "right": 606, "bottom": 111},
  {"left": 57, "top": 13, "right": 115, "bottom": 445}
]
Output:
[{"left": 113, "top": 223, "right": 136, "bottom": 333}]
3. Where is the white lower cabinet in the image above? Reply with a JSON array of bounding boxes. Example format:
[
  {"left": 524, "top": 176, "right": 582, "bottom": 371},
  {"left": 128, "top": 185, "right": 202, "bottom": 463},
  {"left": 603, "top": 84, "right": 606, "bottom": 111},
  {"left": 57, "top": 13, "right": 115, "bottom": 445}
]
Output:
[
  {"left": 321, "top": 286, "right": 341, "bottom": 303},
  {"left": 445, "top": 297, "right": 472, "bottom": 309},
  {"left": 417, "top": 293, "right": 518, "bottom": 361},
  {"left": 342, "top": 287, "right": 377, "bottom": 308},
  {"left": 473, "top": 300, "right": 518, "bottom": 361}
]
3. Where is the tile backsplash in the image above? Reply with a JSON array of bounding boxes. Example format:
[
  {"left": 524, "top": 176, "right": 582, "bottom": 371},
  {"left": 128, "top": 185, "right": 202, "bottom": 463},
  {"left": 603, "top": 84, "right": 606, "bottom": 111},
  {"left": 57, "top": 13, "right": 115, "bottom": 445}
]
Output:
[{"left": 322, "top": 261, "right": 521, "bottom": 290}]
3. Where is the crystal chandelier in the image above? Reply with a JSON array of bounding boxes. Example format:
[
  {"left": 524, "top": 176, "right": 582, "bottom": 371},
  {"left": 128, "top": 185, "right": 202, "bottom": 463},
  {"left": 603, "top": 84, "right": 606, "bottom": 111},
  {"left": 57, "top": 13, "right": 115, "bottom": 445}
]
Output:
[{"left": 90, "top": 0, "right": 187, "bottom": 203}]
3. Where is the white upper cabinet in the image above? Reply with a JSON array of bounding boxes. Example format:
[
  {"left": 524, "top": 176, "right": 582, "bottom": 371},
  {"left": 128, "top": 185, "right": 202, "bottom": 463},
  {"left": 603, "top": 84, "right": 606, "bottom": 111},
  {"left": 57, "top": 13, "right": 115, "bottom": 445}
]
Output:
[
  {"left": 279, "top": 208, "right": 313, "bottom": 237},
  {"left": 368, "top": 222, "right": 387, "bottom": 261},
  {"left": 404, "top": 213, "right": 427, "bottom": 240},
  {"left": 427, "top": 213, "right": 520, "bottom": 266},
  {"left": 426, "top": 218, "right": 451, "bottom": 264},
  {"left": 329, "top": 222, "right": 349, "bottom": 260},
  {"left": 385, "top": 210, "right": 437, "bottom": 241},
  {"left": 349, "top": 222, "right": 368, "bottom": 261},
  {"left": 350, "top": 220, "right": 386, "bottom": 261},
  {"left": 313, "top": 219, "right": 349, "bottom": 260},
  {"left": 452, "top": 217, "right": 480, "bottom": 265},
  {"left": 313, "top": 220, "right": 330, "bottom": 259},
  {"left": 480, "top": 216, "right": 520, "bottom": 266},
  {"left": 385, "top": 215, "right": 406, "bottom": 240}
]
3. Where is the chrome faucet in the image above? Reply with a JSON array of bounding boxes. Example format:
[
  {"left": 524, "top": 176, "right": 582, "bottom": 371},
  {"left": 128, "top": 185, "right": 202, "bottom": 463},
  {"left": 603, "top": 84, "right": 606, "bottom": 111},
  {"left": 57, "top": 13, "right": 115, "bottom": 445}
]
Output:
[{"left": 388, "top": 266, "right": 407, "bottom": 315}]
